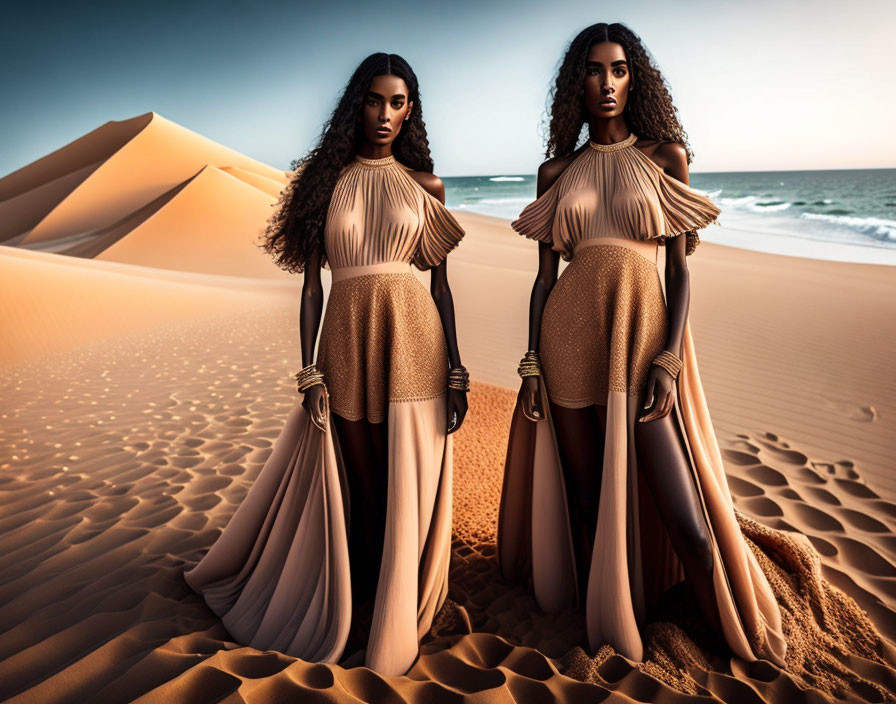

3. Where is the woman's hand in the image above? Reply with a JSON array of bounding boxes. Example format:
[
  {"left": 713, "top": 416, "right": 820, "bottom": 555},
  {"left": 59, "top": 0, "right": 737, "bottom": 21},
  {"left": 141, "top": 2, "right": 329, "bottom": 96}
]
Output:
[
  {"left": 638, "top": 366, "right": 676, "bottom": 423},
  {"left": 521, "top": 375, "right": 544, "bottom": 422},
  {"left": 302, "top": 384, "right": 329, "bottom": 432},
  {"left": 447, "top": 388, "right": 468, "bottom": 434}
]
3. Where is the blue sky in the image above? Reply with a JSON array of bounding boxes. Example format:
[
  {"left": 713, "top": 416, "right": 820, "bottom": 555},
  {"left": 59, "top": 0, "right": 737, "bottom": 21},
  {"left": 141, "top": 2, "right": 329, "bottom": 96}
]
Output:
[{"left": 2, "top": 0, "right": 894, "bottom": 177}]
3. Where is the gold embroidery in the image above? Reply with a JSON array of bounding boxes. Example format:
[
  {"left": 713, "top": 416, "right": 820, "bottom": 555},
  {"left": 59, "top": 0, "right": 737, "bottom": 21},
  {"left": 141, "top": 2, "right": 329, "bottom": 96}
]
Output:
[
  {"left": 316, "top": 272, "right": 448, "bottom": 422},
  {"left": 539, "top": 245, "right": 667, "bottom": 408}
]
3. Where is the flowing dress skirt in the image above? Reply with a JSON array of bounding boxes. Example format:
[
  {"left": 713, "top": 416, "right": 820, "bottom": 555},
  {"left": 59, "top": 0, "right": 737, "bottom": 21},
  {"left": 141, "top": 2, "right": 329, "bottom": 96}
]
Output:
[
  {"left": 497, "top": 238, "right": 787, "bottom": 667},
  {"left": 184, "top": 261, "right": 452, "bottom": 676}
]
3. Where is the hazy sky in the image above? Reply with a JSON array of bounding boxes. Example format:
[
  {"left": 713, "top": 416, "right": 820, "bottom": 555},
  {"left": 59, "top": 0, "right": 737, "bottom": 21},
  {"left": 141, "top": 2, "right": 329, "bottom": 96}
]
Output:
[{"left": 2, "top": 0, "right": 894, "bottom": 177}]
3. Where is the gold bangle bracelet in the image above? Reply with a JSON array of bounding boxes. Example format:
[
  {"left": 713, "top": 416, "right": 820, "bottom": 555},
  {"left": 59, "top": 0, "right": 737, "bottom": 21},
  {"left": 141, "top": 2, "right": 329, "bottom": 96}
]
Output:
[
  {"left": 294, "top": 364, "right": 325, "bottom": 392},
  {"left": 651, "top": 350, "right": 683, "bottom": 380},
  {"left": 518, "top": 350, "right": 542, "bottom": 378},
  {"left": 447, "top": 365, "right": 470, "bottom": 392}
]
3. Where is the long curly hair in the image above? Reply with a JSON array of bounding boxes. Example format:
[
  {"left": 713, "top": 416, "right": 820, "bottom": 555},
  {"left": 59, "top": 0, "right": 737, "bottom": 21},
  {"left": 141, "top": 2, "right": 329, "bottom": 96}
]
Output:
[
  {"left": 544, "top": 23, "right": 693, "bottom": 163},
  {"left": 262, "top": 53, "right": 434, "bottom": 273}
]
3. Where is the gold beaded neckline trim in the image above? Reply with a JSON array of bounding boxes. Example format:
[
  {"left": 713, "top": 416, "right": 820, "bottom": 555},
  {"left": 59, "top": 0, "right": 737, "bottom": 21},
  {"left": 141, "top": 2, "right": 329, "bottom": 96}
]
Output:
[
  {"left": 354, "top": 154, "right": 397, "bottom": 168},
  {"left": 588, "top": 133, "right": 638, "bottom": 152}
]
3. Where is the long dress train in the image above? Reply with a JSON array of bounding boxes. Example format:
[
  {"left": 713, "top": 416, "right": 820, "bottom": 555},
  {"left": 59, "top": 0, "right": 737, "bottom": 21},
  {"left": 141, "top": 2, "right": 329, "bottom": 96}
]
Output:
[{"left": 497, "top": 133, "right": 787, "bottom": 667}]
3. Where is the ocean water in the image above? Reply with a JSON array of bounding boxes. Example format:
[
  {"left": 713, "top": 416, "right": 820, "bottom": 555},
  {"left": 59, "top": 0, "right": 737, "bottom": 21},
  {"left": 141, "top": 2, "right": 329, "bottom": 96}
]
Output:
[{"left": 444, "top": 168, "right": 896, "bottom": 265}]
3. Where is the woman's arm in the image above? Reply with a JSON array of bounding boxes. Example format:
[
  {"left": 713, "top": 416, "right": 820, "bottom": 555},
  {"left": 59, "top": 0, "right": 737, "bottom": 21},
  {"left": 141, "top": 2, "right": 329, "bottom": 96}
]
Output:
[
  {"left": 521, "top": 160, "right": 564, "bottom": 420},
  {"left": 430, "top": 262, "right": 462, "bottom": 369},
  {"left": 300, "top": 247, "right": 328, "bottom": 430},
  {"left": 408, "top": 171, "right": 468, "bottom": 434},
  {"left": 639, "top": 142, "right": 691, "bottom": 422},
  {"left": 526, "top": 164, "right": 562, "bottom": 355},
  {"left": 300, "top": 247, "right": 324, "bottom": 367}
]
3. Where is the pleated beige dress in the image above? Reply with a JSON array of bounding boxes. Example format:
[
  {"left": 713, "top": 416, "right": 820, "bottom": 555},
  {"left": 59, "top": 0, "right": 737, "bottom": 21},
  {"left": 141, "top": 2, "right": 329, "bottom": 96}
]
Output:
[
  {"left": 498, "top": 133, "right": 788, "bottom": 667},
  {"left": 183, "top": 153, "right": 465, "bottom": 676}
]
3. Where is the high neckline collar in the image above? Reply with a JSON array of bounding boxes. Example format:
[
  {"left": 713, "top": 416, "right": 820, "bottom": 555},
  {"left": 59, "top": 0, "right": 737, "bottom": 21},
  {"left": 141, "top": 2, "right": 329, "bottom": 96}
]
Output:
[
  {"left": 587, "top": 132, "right": 638, "bottom": 152},
  {"left": 354, "top": 153, "right": 396, "bottom": 168}
]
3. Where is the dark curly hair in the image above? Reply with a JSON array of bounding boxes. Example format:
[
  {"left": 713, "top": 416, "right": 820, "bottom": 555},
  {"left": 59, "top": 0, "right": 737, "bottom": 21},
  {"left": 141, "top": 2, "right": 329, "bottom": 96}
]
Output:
[
  {"left": 262, "top": 53, "right": 434, "bottom": 273},
  {"left": 544, "top": 23, "right": 693, "bottom": 164}
]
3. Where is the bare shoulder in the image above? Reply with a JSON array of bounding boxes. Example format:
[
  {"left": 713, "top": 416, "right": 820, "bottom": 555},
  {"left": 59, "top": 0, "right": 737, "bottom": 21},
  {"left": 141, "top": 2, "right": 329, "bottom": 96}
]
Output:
[
  {"left": 406, "top": 170, "right": 446, "bottom": 203},
  {"left": 537, "top": 149, "right": 582, "bottom": 194},
  {"left": 636, "top": 139, "right": 689, "bottom": 183}
]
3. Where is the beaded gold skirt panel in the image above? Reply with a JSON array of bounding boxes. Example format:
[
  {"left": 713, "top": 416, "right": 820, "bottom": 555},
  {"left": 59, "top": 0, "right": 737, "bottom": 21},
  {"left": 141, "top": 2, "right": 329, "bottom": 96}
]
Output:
[
  {"left": 316, "top": 272, "right": 448, "bottom": 423},
  {"left": 539, "top": 244, "right": 667, "bottom": 408}
]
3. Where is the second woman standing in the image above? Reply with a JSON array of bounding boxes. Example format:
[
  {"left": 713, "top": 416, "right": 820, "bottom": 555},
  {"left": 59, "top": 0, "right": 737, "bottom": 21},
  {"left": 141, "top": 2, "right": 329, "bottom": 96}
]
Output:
[{"left": 498, "top": 23, "right": 787, "bottom": 667}]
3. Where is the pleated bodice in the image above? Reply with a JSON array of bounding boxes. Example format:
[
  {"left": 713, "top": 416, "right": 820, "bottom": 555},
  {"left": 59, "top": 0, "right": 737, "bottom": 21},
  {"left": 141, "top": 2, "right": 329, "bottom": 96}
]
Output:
[
  {"left": 511, "top": 133, "right": 720, "bottom": 261},
  {"left": 325, "top": 154, "right": 465, "bottom": 270}
]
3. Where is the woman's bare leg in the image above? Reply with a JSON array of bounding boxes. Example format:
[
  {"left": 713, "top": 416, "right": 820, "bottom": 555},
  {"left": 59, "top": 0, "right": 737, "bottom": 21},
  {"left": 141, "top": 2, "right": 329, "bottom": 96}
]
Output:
[
  {"left": 634, "top": 411, "right": 724, "bottom": 641},
  {"left": 331, "top": 412, "right": 389, "bottom": 650},
  {"left": 548, "top": 400, "right": 607, "bottom": 602}
]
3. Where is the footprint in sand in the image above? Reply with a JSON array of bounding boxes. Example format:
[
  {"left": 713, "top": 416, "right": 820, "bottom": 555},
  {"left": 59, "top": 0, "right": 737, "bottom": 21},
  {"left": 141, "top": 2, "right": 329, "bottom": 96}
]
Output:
[
  {"left": 804, "top": 486, "right": 842, "bottom": 506},
  {"left": 727, "top": 476, "right": 765, "bottom": 498},
  {"left": 729, "top": 438, "right": 761, "bottom": 454},
  {"left": 868, "top": 500, "right": 896, "bottom": 519},
  {"left": 746, "top": 464, "right": 789, "bottom": 487},
  {"left": 721, "top": 449, "right": 758, "bottom": 466},
  {"left": 821, "top": 394, "right": 878, "bottom": 423},
  {"left": 806, "top": 534, "right": 838, "bottom": 557},
  {"left": 795, "top": 466, "right": 828, "bottom": 485},
  {"left": 835, "top": 460, "right": 862, "bottom": 480},
  {"left": 756, "top": 443, "right": 809, "bottom": 467},
  {"left": 833, "top": 536, "right": 896, "bottom": 576},
  {"left": 789, "top": 502, "right": 845, "bottom": 532},
  {"left": 742, "top": 496, "right": 783, "bottom": 517},
  {"left": 835, "top": 507, "right": 889, "bottom": 533},
  {"left": 833, "top": 477, "right": 879, "bottom": 499}
]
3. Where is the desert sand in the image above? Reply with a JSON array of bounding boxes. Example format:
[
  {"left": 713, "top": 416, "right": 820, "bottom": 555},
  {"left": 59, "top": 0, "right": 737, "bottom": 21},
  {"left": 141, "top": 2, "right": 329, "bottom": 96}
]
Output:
[{"left": 1, "top": 118, "right": 894, "bottom": 703}]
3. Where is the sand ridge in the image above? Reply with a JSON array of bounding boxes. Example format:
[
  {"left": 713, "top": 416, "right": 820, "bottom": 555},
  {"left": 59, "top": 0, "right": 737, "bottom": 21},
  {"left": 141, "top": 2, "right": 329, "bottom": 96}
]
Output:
[
  {"left": 0, "top": 114, "right": 153, "bottom": 244},
  {"left": 0, "top": 113, "right": 292, "bottom": 282},
  {"left": 13, "top": 112, "right": 285, "bottom": 247}
]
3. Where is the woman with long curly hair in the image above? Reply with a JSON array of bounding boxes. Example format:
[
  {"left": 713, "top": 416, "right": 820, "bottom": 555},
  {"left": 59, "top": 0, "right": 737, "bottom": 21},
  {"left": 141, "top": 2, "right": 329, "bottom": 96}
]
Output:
[
  {"left": 183, "top": 52, "right": 468, "bottom": 676},
  {"left": 497, "top": 23, "right": 788, "bottom": 666}
]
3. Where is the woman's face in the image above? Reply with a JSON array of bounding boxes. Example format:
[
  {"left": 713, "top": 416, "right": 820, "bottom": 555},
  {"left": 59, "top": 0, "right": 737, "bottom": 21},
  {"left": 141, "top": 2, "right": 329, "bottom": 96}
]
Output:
[
  {"left": 359, "top": 74, "right": 413, "bottom": 147},
  {"left": 582, "top": 41, "right": 632, "bottom": 120}
]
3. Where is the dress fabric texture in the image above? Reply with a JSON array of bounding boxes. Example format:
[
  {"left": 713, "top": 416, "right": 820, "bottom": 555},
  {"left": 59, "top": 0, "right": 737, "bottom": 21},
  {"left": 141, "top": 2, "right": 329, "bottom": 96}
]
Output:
[
  {"left": 497, "top": 133, "right": 788, "bottom": 667},
  {"left": 183, "top": 153, "right": 465, "bottom": 676}
]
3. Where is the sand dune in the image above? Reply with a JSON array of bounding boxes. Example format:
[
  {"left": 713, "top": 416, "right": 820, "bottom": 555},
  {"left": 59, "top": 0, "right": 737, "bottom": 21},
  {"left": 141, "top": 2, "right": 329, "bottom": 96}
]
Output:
[
  {"left": 93, "top": 166, "right": 291, "bottom": 278},
  {"left": 10, "top": 112, "right": 285, "bottom": 248},
  {"left": 0, "top": 113, "right": 152, "bottom": 244},
  {"left": 220, "top": 165, "right": 290, "bottom": 198},
  {"left": 0, "top": 113, "right": 294, "bottom": 279}
]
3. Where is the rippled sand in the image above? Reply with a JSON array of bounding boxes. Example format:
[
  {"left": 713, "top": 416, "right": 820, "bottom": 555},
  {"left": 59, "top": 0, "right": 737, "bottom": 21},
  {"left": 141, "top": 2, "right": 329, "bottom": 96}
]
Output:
[{"left": 1, "top": 302, "right": 894, "bottom": 703}]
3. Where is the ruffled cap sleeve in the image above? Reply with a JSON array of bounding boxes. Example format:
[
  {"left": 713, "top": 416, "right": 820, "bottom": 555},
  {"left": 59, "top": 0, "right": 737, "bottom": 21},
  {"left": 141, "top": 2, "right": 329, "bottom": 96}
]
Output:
[
  {"left": 651, "top": 167, "right": 721, "bottom": 255},
  {"left": 657, "top": 175, "right": 719, "bottom": 230},
  {"left": 510, "top": 178, "right": 560, "bottom": 246},
  {"left": 412, "top": 188, "right": 465, "bottom": 270}
]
